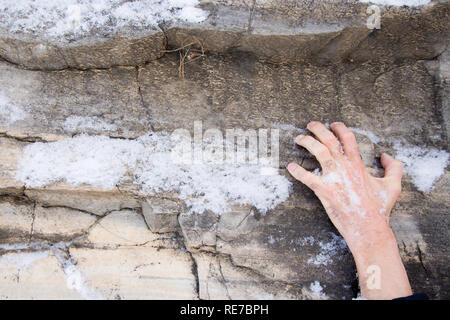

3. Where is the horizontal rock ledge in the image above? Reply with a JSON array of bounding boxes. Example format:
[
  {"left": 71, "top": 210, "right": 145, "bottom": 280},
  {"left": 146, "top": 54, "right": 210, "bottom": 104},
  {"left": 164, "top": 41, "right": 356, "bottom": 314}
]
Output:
[{"left": 0, "top": 2, "right": 448, "bottom": 70}]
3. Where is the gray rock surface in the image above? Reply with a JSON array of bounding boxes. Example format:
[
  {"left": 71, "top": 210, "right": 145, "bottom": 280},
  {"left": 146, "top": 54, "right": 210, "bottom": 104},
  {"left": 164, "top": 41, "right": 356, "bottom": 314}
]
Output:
[
  {"left": 0, "top": 0, "right": 449, "bottom": 300},
  {"left": 0, "top": 1, "right": 448, "bottom": 69}
]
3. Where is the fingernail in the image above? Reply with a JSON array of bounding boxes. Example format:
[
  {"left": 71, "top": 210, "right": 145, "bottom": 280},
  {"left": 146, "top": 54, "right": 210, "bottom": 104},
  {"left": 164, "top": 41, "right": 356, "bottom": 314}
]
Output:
[
  {"left": 307, "top": 121, "right": 317, "bottom": 127},
  {"left": 287, "top": 163, "right": 298, "bottom": 171},
  {"left": 295, "top": 134, "right": 305, "bottom": 143}
]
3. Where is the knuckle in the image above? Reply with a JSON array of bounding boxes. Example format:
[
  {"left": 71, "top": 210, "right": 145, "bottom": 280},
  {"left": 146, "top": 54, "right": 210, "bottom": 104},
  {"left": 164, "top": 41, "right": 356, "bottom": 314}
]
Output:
[
  {"left": 323, "top": 136, "right": 337, "bottom": 146},
  {"left": 317, "top": 147, "right": 330, "bottom": 159}
]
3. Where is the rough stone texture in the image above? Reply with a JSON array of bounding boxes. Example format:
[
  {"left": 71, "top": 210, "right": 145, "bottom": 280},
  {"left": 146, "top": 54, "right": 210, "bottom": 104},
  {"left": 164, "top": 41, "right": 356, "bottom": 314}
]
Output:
[
  {"left": 83, "top": 209, "right": 158, "bottom": 247},
  {"left": 32, "top": 205, "right": 97, "bottom": 241},
  {"left": 69, "top": 246, "right": 197, "bottom": 300},
  {"left": 0, "top": 251, "right": 82, "bottom": 299},
  {"left": 0, "top": 34, "right": 166, "bottom": 70},
  {"left": 0, "top": 0, "right": 449, "bottom": 300},
  {"left": 339, "top": 61, "right": 443, "bottom": 146},
  {"left": 0, "top": 1, "right": 448, "bottom": 69},
  {"left": 437, "top": 48, "right": 450, "bottom": 148},
  {"left": 0, "top": 62, "right": 149, "bottom": 140},
  {"left": 24, "top": 184, "right": 141, "bottom": 217},
  {"left": 215, "top": 205, "right": 355, "bottom": 299},
  {"left": 193, "top": 252, "right": 298, "bottom": 299},
  {"left": 0, "top": 138, "right": 26, "bottom": 195},
  {"left": 0, "top": 197, "right": 33, "bottom": 244},
  {"left": 141, "top": 197, "right": 181, "bottom": 233}
]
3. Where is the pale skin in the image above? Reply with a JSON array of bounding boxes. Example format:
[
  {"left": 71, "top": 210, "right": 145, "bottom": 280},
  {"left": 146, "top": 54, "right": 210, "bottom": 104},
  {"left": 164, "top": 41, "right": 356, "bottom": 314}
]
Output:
[{"left": 287, "top": 121, "right": 412, "bottom": 300}]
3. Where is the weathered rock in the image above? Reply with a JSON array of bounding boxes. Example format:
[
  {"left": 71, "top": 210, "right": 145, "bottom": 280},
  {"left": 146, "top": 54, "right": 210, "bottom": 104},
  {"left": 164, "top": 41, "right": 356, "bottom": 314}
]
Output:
[
  {"left": 0, "top": 197, "right": 33, "bottom": 244},
  {"left": 141, "top": 197, "right": 181, "bottom": 233},
  {"left": 217, "top": 205, "right": 258, "bottom": 242},
  {"left": 82, "top": 209, "right": 164, "bottom": 248},
  {"left": 1, "top": 1, "right": 448, "bottom": 69},
  {"left": 179, "top": 210, "right": 219, "bottom": 251},
  {"left": 32, "top": 205, "right": 97, "bottom": 241},
  {"left": 216, "top": 207, "right": 355, "bottom": 299},
  {"left": 69, "top": 246, "right": 198, "bottom": 299},
  {"left": 339, "top": 61, "right": 443, "bottom": 146},
  {"left": 435, "top": 48, "right": 450, "bottom": 148},
  {"left": 24, "top": 184, "right": 141, "bottom": 216},
  {"left": 193, "top": 252, "right": 296, "bottom": 300},
  {"left": 0, "top": 250, "right": 82, "bottom": 299},
  {"left": 0, "top": 34, "right": 166, "bottom": 70},
  {"left": 0, "top": 0, "right": 448, "bottom": 301},
  {"left": 0, "top": 138, "right": 25, "bottom": 195},
  {"left": 0, "top": 62, "right": 148, "bottom": 140}
]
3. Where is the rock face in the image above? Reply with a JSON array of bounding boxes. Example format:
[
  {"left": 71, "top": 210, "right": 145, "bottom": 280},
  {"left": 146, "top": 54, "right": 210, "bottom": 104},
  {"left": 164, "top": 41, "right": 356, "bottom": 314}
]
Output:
[{"left": 0, "top": 0, "right": 449, "bottom": 300}]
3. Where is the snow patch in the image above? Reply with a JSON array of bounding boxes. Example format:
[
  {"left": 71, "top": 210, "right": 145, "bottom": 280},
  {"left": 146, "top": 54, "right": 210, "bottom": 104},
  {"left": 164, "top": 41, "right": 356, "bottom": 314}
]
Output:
[
  {"left": 61, "top": 262, "right": 104, "bottom": 300},
  {"left": 308, "top": 233, "right": 348, "bottom": 266},
  {"left": 16, "top": 134, "right": 143, "bottom": 189},
  {"left": 309, "top": 281, "right": 326, "bottom": 297},
  {"left": 358, "top": 0, "right": 431, "bottom": 6},
  {"left": 50, "top": 242, "right": 104, "bottom": 300},
  {"left": 0, "top": 0, "right": 208, "bottom": 40},
  {"left": 393, "top": 142, "right": 449, "bottom": 193},
  {"left": 16, "top": 132, "right": 291, "bottom": 215}
]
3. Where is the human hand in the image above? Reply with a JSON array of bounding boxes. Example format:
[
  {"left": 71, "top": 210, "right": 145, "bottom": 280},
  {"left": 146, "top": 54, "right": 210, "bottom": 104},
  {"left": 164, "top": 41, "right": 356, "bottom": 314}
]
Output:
[{"left": 287, "top": 121, "right": 412, "bottom": 299}]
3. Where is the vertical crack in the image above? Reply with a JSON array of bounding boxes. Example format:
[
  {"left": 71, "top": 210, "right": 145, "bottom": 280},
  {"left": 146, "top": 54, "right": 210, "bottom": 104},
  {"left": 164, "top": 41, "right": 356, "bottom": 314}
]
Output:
[
  {"left": 416, "top": 243, "right": 429, "bottom": 277},
  {"left": 247, "top": 0, "right": 257, "bottom": 33},
  {"left": 52, "top": 242, "right": 104, "bottom": 300},
  {"left": 218, "top": 259, "right": 231, "bottom": 300},
  {"left": 187, "top": 251, "right": 200, "bottom": 299},
  {"left": 28, "top": 202, "right": 36, "bottom": 243},
  {"left": 135, "top": 65, "right": 154, "bottom": 131}
]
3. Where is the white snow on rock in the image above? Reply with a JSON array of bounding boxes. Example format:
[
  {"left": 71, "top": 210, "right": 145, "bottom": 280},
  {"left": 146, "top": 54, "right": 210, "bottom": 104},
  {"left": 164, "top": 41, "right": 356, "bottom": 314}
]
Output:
[
  {"left": 393, "top": 141, "right": 449, "bottom": 193},
  {"left": 309, "top": 281, "right": 326, "bottom": 297},
  {"left": 0, "top": 92, "right": 27, "bottom": 125},
  {"left": 308, "top": 233, "right": 348, "bottom": 266},
  {"left": 358, "top": 0, "right": 431, "bottom": 6},
  {"left": 16, "top": 134, "right": 144, "bottom": 189},
  {"left": 0, "top": 0, "right": 208, "bottom": 39},
  {"left": 55, "top": 254, "right": 104, "bottom": 300},
  {"left": 16, "top": 132, "right": 291, "bottom": 215},
  {"left": 62, "top": 115, "right": 118, "bottom": 133}
]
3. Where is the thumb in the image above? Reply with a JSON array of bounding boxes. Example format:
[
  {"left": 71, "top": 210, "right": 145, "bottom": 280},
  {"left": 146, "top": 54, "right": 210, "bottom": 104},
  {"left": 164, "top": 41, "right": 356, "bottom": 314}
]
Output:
[
  {"left": 381, "top": 153, "right": 403, "bottom": 180},
  {"left": 381, "top": 153, "right": 403, "bottom": 197}
]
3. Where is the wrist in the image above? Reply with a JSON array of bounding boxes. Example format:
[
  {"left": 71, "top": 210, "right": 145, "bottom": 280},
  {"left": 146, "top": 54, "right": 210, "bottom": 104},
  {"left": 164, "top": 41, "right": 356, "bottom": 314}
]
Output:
[
  {"left": 348, "top": 228, "right": 412, "bottom": 300},
  {"left": 347, "top": 227, "right": 398, "bottom": 263}
]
